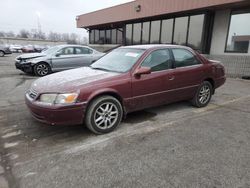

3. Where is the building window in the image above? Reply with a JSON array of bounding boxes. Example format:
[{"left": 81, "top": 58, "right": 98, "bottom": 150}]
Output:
[
  {"left": 99, "top": 30, "right": 105, "bottom": 44},
  {"left": 173, "top": 16, "right": 188, "bottom": 45},
  {"left": 89, "top": 30, "right": 94, "bottom": 44},
  {"left": 111, "top": 29, "right": 117, "bottom": 44},
  {"left": 226, "top": 10, "right": 250, "bottom": 53},
  {"left": 161, "top": 19, "right": 173, "bottom": 44},
  {"left": 126, "top": 24, "right": 133, "bottom": 45},
  {"left": 117, "top": 28, "right": 123, "bottom": 44},
  {"left": 187, "top": 14, "right": 205, "bottom": 50},
  {"left": 94, "top": 30, "right": 99, "bottom": 44},
  {"left": 105, "top": 30, "right": 111, "bottom": 44},
  {"left": 133, "top": 23, "right": 142, "bottom": 45},
  {"left": 150, "top": 20, "right": 161, "bottom": 44},
  {"left": 142, "top": 22, "right": 150, "bottom": 44}
]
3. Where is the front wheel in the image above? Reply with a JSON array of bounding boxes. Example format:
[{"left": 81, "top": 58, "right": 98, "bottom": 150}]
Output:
[
  {"left": 0, "top": 51, "right": 4, "bottom": 57},
  {"left": 191, "top": 81, "right": 212, "bottom": 108},
  {"left": 34, "top": 63, "right": 51, "bottom": 76},
  {"left": 85, "top": 96, "right": 123, "bottom": 134}
]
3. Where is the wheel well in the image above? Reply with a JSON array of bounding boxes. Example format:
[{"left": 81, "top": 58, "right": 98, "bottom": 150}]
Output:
[
  {"left": 33, "top": 62, "right": 51, "bottom": 70},
  {"left": 204, "top": 78, "right": 215, "bottom": 93},
  {"left": 84, "top": 92, "right": 125, "bottom": 118}
]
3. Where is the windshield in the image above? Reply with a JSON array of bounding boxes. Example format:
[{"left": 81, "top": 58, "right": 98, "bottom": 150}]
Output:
[
  {"left": 91, "top": 48, "right": 145, "bottom": 73},
  {"left": 42, "top": 46, "right": 61, "bottom": 55}
]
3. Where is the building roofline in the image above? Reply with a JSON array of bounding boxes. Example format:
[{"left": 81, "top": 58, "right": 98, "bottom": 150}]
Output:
[{"left": 76, "top": 0, "right": 249, "bottom": 28}]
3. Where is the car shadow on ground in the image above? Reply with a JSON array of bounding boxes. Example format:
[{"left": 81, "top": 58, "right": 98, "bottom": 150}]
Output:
[{"left": 23, "top": 101, "right": 193, "bottom": 140}]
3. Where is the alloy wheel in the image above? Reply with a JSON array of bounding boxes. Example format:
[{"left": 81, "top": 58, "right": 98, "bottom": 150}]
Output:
[
  {"left": 198, "top": 85, "right": 211, "bottom": 104},
  {"left": 36, "top": 64, "right": 49, "bottom": 76},
  {"left": 94, "top": 102, "right": 119, "bottom": 130}
]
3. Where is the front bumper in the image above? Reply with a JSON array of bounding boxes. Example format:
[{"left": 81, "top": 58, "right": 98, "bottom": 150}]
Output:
[
  {"left": 25, "top": 93, "right": 87, "bottom": 126},
  {"left": 15, "top": 62, "right": 33, "bottom": 73}
]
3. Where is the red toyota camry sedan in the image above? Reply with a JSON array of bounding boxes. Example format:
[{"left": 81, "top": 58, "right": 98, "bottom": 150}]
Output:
[{"left": 25, "top": 45, "right": 226, "bottom": 134}]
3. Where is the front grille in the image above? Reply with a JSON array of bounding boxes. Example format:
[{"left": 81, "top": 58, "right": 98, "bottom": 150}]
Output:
[{"left": 28, "top": 89, "right": 38, "bottom": 100}]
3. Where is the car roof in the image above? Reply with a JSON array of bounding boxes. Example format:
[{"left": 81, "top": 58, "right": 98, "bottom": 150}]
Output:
[
  {"left": 56, "top": 44, "right": 90, "bottom": 48},
  {"left": 120, "top": 44, "right": 193, "bottom": 51}
]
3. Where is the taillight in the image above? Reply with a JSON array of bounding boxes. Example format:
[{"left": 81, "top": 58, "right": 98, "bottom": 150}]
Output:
[{"left": 215, "top": 64, "right": 225, "bottom": 77}]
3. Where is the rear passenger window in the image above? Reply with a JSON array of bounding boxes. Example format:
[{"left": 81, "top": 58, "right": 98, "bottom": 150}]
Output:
[
  {"left": 75, "top": 47, "right": 93, "bottom": 54},
  {"left": 141, "top": 49, "right": 172, "bottom": 72},
  {"left": 172, "top": 49, "right": 200, "bottom": 68}
]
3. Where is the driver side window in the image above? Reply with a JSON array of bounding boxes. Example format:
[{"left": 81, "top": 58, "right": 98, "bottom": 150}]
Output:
[
  {"left": 141, "top": 49, "right": 172, "bottom": 72},
  {"left": 58, "top": 47, "right": 74, "bottom": 55}
]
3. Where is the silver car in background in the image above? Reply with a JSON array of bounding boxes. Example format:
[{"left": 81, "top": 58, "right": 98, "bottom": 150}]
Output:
[{"left": 15, "top": 45, "right": 105, "bottom": 76}]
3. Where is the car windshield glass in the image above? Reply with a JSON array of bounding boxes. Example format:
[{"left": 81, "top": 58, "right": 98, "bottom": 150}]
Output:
[
  {"left": 43, "top": 46, "right": 60, "bottom": 55},
  {"left": 91, "top": 48, "right": 145, "bottom": 73}
]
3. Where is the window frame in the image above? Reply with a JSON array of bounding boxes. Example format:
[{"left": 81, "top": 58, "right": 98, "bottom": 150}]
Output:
[
  {"left": 171, "top": 48, "right": 202, "bottom": 68},
  {"left": 225, "top": 9, "right": 250, "bottom": 53},
  {"left": 139, "top": 48, "right": 174, "bottom": 72},
  {"left": 58, "top": 47, "right": 75, "bottom": 56},
  {"left": 74, "top": 47, "right": 93, "bottom": 55},
  {"left": 88, "top": 13, "right": 207, "bottom": 52}
]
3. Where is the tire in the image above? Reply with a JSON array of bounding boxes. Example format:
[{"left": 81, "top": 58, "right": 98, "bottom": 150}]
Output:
[
  {"left": 191, "top": 81, "right": 213, "bottom": 108},
  {"left": 85, "top": 95, "right": 123, "bottom": 134},
  {"left": 34, "top": 63, "right": 51, "bottom": 76},
  {"left": 0, "top": 51, "right": 4, "bottom": 57}
]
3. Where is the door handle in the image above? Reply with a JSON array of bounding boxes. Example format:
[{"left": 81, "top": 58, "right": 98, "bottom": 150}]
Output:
[{"left": 169, "top": 76, "right": 175, "bottom": 81}]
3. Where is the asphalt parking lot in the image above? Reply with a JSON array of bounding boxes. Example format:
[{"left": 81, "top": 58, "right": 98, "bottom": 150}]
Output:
[{"left": 0, "top": 54, "right": 250, "bottom": 188}]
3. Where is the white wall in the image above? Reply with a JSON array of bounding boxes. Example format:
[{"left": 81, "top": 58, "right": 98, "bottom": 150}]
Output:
[
  {"left": 210, "top": 9, "right": 250, "bottom": 56},
  {"left": 210, "top": 10, "right": 230, "bottom": 55}
]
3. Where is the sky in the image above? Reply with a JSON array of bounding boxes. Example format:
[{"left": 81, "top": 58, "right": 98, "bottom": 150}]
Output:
[{"left": 0, "top": 0, "right": 133, "bottom": 37}]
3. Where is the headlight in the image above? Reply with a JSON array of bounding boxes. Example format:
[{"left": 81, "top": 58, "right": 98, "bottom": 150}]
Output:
[
  {"left": 39, "top": 93, "right": 78, "bottom": 105},
  {"left": 55, "top": 93, "right": 78, "bottom": 104},
  {"left": 39, "top": 94, "right": 57, "bottom": 104}
]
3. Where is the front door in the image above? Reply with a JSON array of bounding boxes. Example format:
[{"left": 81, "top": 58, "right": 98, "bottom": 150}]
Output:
[
  {"left": 51, "top": 47, "right": 77, "bottom": 71},
  {"left": 131, "top": 49, "right": 174, "bottom": 111}
]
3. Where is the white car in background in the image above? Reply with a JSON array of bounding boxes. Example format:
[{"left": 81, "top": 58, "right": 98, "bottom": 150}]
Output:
[{"left": 9, "top": 44, "right": 23, "bottom": 53}]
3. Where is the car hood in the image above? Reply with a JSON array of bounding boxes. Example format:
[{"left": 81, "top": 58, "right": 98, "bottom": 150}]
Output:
[
  {"left": 31, "top": 67, "right": 120, "bottom": 93},
  {"left": 17, "top": 53, "right": 46, "bottom": 60}
]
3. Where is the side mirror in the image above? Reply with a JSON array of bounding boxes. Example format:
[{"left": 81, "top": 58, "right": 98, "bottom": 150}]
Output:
[
  {"left": 55, "top": 52, "right": 61, "bottom": 57},
  {"left": 134, "top": 66, "right": 151, "bottom": 77}
]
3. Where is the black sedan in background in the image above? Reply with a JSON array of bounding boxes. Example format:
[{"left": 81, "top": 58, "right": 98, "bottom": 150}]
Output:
[{"left": 0, "top": 45, "right": 12, "bottom": 57}]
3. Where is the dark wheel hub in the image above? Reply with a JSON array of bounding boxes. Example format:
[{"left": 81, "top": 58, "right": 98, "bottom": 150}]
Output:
[{"left": 36, "top": 64, "right": 49, "bottom": 76}]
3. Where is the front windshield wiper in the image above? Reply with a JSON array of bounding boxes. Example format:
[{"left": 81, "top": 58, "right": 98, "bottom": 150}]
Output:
[
  {"left": 90, "top": 66, "right": 111, "bottom": 72},
  {"left": 90, "top": 66, "right": 123, "bottom": 73}
]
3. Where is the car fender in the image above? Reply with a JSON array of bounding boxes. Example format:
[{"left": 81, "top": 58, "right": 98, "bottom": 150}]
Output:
[
  {"left": 31, "top": 59, "right": 52, "bottom": 68},
  {"left": 84, "top": 88, "right": 126, "bottom": 117},
  {"left": 86, "top": 88, "right": 122, "bottom": 104}
]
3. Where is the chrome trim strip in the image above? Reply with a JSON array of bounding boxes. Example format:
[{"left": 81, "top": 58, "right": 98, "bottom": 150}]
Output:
[{"left": 125, "top": 84, "right": 200, "bottom": 100}]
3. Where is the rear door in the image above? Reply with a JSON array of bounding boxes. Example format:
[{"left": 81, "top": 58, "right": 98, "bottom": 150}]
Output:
[
  {"left": 169, "top": 48, "right": 205, "bottom": 101},
  {"left": 131, "top": 48, "right": 175, "bottom": 110},
  {"left": 73, "top": 47, "right": 94, "bottom": 67}
]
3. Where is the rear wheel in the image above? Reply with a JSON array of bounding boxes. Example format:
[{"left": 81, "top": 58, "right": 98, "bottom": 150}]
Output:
[
  {"left": 0, "top": 51, "right": 4, "bottom": 57},
  {"left": 191, "top": 81, "right": 212, "bottom": 108},
  {"left": 34, "top": 63, "right": 51, "bottom": 76},
  {"left": 85, "top": 96, "right": 123, "bottom": 134}
]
